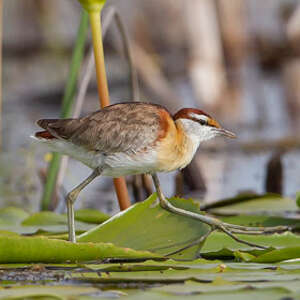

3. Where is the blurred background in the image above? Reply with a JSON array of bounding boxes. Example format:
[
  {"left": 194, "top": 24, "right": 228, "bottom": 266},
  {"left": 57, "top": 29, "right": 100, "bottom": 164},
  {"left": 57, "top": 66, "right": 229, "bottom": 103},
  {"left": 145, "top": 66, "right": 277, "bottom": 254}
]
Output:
[{"left": 1, "top": 0, "right": 300, "bottom": 215}]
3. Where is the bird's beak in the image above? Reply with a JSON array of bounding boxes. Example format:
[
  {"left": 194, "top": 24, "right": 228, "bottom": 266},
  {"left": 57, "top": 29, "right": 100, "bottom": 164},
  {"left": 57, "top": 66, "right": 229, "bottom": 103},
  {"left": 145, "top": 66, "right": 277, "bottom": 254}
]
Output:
[
  {"left": 208, "top": 118, "right": 236, "bottom": 138},
  {"left": 217, "top": 128, "right": 236, "bottom": 139}
]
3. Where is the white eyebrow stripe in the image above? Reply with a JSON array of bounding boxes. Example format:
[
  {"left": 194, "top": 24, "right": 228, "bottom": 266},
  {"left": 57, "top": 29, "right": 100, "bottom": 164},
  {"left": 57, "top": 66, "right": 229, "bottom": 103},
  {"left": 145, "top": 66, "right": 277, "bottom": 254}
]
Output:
[{"left": 189, "top": 113, "right": 209, "bottom": 122}]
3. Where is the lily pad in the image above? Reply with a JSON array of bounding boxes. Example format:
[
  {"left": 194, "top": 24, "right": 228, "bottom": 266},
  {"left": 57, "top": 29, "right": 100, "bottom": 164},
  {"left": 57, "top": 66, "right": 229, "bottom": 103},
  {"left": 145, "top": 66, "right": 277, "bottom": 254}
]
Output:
[
  {"left": 0, "top": 285, "right": 110, "bottom": 299},
  {"left": 0, "top": 207, "right": 29, "bottom": 225},
  {"left": 78, "top": 194, "right": 211, "bottom": 259},
  {"left": 22, "top": 211, "right": 67, "bottom": 226},
  {"left": 205, "top": 194, "right": 298, "bottom": 215},
  {"left": 218, "top": 215, "right": 300, "bottom": 230},
  {"left": 74, "top": 208, "right": 110, "bottom": 224},
  {"left": 0, "top": 236, "right": 159, "bottom": 263},
  {"left": 0, "top": 223, "right": 95, "bottom": 235},
  {"left": 252, "top": 247, "right": 300, "bottom": 263},
  {"left": 0, "top": 211, "right": 97, "bottom": 235},
  {"left": 201, "top": 231, "right": 300, "bottom": 258}
]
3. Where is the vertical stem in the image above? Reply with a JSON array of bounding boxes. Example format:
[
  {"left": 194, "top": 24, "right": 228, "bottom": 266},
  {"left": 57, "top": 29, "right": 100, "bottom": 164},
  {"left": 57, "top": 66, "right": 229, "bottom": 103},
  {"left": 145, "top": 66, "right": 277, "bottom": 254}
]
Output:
[
  {"left": 114, "top": 177, "right": 131, "bottom": 210},
  {"left": 41, "top": 11, "right": 89, "bottom": 210},
  {"left": 0, "top": 0, "right": 2, "bottom": 150},
  {"left": 113, "top": 178, "right": 131, "bottom": 211},
  {"left": 41, "top": 154, "right": 61, "bottom": 211},
  {"left": 60, "top": 11, "right": 90, "bottom": 119},
  {"left": 88, "top": 10, "right": 131, "bottom": 210},
  {"left": 89, "top": 11, "right": 110, "bottom": 106},
  {"left": 113, "top": 11, "right": 139, "bottom": 100}
]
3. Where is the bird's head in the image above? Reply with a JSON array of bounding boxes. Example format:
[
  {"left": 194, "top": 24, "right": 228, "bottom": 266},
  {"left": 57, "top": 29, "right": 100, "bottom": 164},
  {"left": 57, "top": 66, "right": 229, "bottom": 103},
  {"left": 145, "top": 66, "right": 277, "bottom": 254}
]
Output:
[{"left": 173, "top": 108, "right": 236, "bottom": 142}]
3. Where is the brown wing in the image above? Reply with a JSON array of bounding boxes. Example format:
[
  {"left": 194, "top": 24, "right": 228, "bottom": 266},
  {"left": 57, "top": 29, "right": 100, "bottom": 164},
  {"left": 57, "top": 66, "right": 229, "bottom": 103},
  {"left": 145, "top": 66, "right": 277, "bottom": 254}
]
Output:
[{"left": 37, "top": 102, "right": 171, "bottom": 154}]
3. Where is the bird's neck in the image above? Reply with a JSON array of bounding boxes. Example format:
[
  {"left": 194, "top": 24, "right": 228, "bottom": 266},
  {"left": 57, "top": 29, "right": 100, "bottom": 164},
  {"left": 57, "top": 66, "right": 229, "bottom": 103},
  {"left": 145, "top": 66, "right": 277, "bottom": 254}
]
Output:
[
  {"left": 175, "top": 119, "right": 201, "bottom": 162},
  {"left": 156, "top": 119, "right": 201, "bottom": 172}
]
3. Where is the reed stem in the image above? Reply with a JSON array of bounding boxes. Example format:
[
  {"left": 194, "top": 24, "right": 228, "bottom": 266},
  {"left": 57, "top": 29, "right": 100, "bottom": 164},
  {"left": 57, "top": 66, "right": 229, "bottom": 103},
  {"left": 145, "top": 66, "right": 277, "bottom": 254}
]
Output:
[
  {"left": 0, "top": 0, "right": 2, "bottom": 150},
  {"left": 88, "top": 9, "right": 131, "bottom": 210}
]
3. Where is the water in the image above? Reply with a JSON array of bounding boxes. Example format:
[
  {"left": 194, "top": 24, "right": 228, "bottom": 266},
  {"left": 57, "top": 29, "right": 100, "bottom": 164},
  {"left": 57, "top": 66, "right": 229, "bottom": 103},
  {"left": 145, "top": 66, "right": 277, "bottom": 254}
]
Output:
[{"left": 1, "top": 56, "right": 299, "bottom": 213}]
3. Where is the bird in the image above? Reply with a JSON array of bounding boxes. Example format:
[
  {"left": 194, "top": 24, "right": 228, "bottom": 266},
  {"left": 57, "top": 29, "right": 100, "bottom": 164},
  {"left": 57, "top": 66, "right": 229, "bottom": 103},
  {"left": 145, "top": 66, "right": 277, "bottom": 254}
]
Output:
[{"left": 33, "top": 101, "right": 242, "bottom": 243}]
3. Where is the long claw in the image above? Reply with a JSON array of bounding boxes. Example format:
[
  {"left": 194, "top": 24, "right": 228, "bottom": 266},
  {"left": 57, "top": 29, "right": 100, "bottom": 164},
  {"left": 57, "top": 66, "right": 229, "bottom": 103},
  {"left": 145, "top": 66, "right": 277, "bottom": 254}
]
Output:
[
  {"left": 151, "top": 173, "right": 290, "bottom": 252},
  {"left": 218, "top": 224, "right": 268, "bottom": 249},
  {"left": 165, "top": 229, "right": 214, "bottom": 257}
]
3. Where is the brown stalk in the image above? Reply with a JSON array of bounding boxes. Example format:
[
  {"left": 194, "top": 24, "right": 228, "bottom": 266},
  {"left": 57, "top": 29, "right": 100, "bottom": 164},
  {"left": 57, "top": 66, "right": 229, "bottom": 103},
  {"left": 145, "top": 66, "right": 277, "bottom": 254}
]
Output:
[
  {"left": 0, "top": 0, "right": 2, "bottom": 150},
  {"left": 89, "top": 10, "right": 130, "bottom": 210}
]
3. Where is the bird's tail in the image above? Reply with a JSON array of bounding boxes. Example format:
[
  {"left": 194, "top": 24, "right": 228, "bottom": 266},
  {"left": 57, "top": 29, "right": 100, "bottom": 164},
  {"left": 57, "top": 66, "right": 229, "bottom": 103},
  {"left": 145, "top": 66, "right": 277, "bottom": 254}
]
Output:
[
  {"left": 34, "top": 118, "right": 77, "bottom": 140},
  {"left": 34, "top": 119, "right": 60, "bottom": 140}
]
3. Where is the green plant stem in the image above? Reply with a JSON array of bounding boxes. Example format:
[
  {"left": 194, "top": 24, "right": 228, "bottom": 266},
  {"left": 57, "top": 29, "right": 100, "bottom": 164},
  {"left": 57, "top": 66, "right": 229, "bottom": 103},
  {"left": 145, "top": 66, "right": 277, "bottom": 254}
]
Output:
[
  {"left": 41, "top": 154, "right": 61, "bottom": 211},
  {"left": 41, "top": 11, "right": 89, "bottom": 211},
  {"left": 60, "top": 11, "right": 89, "bottom": 118},
  {"left": 113, "top": 10, "right": 139, "bottom": 101}
]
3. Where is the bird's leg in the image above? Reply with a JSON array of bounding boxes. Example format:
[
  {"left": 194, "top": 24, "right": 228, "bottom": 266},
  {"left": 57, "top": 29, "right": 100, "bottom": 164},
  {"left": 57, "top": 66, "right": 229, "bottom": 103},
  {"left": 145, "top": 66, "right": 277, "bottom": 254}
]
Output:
[
  {"left": 66, "top": 167, "right": 103, "bottom": 243},
  {"left": 151, "top": 174, "right": 289, "bottom": 250},
  {"left": 165, "top": 228, "right": 214, "bottom": 257}
]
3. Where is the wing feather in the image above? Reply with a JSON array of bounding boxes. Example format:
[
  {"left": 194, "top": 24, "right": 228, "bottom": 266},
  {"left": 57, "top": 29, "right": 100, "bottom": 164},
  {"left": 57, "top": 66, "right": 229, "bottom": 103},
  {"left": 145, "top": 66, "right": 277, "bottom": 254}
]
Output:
[{"left": 38, "top": 103, "right": 170, "bottom": 154}]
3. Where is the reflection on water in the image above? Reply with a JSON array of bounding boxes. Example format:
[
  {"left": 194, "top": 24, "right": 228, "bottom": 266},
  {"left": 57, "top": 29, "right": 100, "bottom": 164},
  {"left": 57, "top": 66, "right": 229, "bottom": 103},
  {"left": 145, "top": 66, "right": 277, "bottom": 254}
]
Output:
[{"left": 198, "top": 150, "right": 300, "bottom": 202}]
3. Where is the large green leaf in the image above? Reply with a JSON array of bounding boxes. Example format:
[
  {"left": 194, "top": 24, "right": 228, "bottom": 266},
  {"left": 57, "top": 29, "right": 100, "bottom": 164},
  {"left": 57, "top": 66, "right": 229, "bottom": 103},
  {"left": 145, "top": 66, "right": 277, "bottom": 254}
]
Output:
[
  {"left": 0, "top": 209, "right": 107, "bottom": 236},
  {"left": 206, "top": 194, "right": 298, "bottom": 215},
  {"left": 0, "top": 223, "right": 94, "bottom": 235},
  {"left": 0, "top": 236, "right": 159, "bottom": 263},
  {"left": 218, "top": 214, "right": 300, "bottom": 229},
  {"left": 78, "top": 194, "right": 211, "bottom": 259},
  {"left": 252, "top": 247, "right": 300, "bottom": 263},
  {"left": 0, "top": 207, "right": 29, "bottom": 225},
  {"left": 74, "top": 208, "right": 110, "bottom": 224},
  {"left": 22, "top": 210, "right": 109, "bottom": 226},
  {"left": 201, "top": 231, "right": 300, "bottom": 259},
  {"left": 21, "top": 211, "right": 68, "bottom": 226},
  {"left": 0, "top": 285, "right": 107, "bottom": 299}
]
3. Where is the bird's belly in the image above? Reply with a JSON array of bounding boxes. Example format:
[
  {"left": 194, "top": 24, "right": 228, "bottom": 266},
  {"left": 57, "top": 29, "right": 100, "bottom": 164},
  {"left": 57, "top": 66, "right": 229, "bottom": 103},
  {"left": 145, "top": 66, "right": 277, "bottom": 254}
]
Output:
[
  {"left": 35, "top": 137, "right": 162, "bottom": 176},
  {"left": 102, "top": 151, "right": 158, "bottom": 177},
  {"left": 34, "top": 137, "right": 105, "bottom": 169}
]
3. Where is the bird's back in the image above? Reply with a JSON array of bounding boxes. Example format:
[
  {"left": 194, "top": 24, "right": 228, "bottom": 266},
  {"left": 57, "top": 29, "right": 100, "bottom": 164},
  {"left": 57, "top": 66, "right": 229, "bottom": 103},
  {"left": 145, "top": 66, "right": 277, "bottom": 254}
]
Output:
[{"left": 36, "top": 102, "right": 173, "bottom": 156}]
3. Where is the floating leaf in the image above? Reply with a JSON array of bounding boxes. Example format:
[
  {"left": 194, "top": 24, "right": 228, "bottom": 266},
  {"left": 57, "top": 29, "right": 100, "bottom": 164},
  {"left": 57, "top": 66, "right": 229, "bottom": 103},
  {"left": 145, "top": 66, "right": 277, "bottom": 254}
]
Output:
[
  {"left": 0, "top": 230, "right": 19, "bottom": 237},
  {"left": 78, "top": 194, "right": 211, "bottom": 259},
  {"left": 252, "top": 247, "right": 300, "bottom": 263},
  {"left": 218, "top": 215, "right": 300, "bottom": 230},
  {"left": 0, "top": 223, "right": 94, "bottom": 235},
  {"left": 0, "top": 285, "right": 109, "bottom": 299},
  {"left": 207, "top": 194, "right": 298, "bottom": 215},
  {"left": 201, "top": 232, "right": 300, "bottom": 259},
  {"left": 0, "top": 211, "right": 96, "bottom": 235},
  {"left": 0, "top": 207, "right": 29, "bottom": 225},
  {"left": 74, "top": 208, "right": 110, "bottom": 224},
  {"left": 0, "top": 236, "right": 159, "bottom": 263},
  {"left": 22, "top": 211, "right": 67, "bottom": 226}
]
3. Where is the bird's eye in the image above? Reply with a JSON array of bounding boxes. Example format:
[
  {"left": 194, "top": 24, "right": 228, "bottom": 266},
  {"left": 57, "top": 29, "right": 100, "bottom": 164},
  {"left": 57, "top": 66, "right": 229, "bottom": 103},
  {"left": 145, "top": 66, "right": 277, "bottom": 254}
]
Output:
[{"left": 198, "top": 119, "right": 207, "bottom": 126}]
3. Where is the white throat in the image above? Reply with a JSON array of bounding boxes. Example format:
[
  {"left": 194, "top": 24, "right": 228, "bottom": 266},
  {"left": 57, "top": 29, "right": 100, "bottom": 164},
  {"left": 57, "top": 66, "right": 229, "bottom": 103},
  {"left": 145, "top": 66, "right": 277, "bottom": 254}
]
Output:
[{"left": 177, "top": 118, "right": 217, "bottom": 143}]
